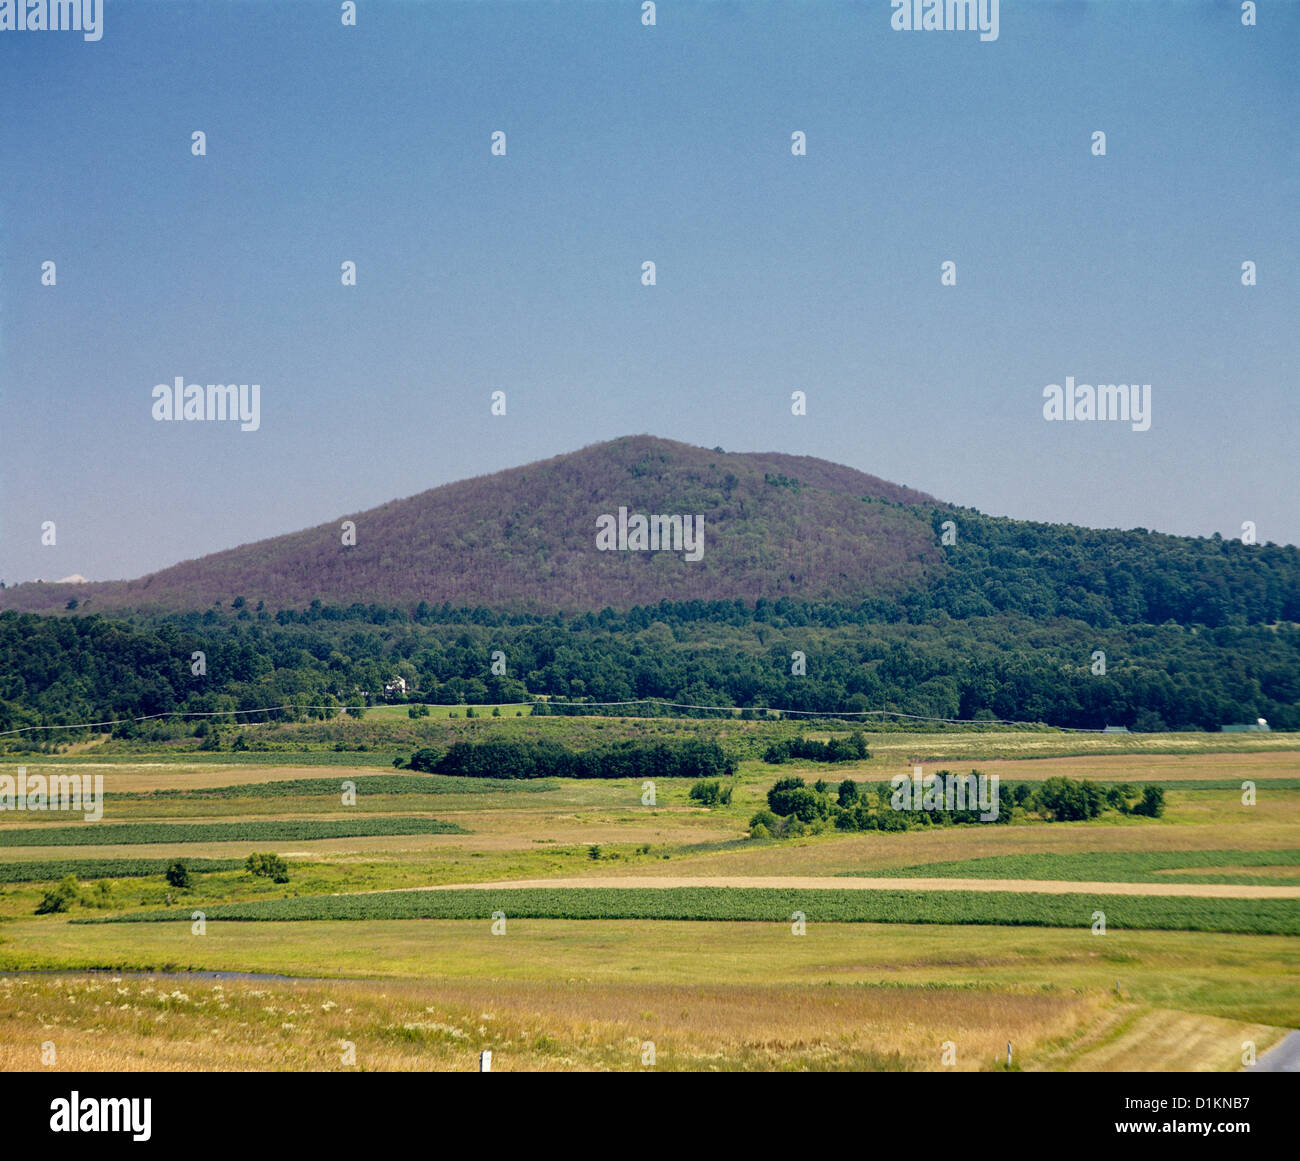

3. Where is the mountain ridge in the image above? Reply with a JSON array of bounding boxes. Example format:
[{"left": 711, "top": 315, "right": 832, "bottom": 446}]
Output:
[
  {"left": 3, "top": 434, "right": 1297, "bottom": 629},
  {"left": 0, "top": 436, "right": 943, "bottom": 614}
]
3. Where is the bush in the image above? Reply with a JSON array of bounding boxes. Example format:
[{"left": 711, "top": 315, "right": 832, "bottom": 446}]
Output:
[
  {"left": 86, "top": 879, "right": 115, "bottom": 909},
  {"left": 245, "top": 853, "right": 290, "bottom": 883},
  {"left": 407, "top": 747, "right": 444, "bottom": 773},
  {"left": 689, "top": 780, "right": 722, "bottom": 807},
  {"left": 36, "top": 875, "right": 80, "bottom": 914},
  {"left": 767, "top": 776, "right": 829, "bottom": 823},
  {"left": 1131, "top": 786, "right": 1166, "bottom": 818},
  {"left": 837, "top": 779, "right": 859, "bottom": 807},
  {"left": 762, "top": 732, "right": 871, "bottom": 764},
  {"left": 165, "top": 860, "right": 192, "bottom": 889},
  {"left": 767, "top": 776, "right": 807, "bottom": 816},
  {"left": 763, "top": 741, "right": 792, "bottom": 764},
  {"left": 876, "top": 806, "right": 910, "bottom": 832},
  {"left": 1034, "top": 776, "right": 1105, "bottom": 821}
]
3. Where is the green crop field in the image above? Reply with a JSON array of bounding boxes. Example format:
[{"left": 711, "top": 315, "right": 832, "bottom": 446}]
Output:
[
  {"left": 847, "top": 850, "right": 1300, "bottom": 886},
  {"left": 0, "top": 817, "right": 466, "bottom": 847},
  {"left": 83, "top": 885, "right": 1300, "bottom": 936},
  {"left": 110, "top": 774, "right": 560, "bottom": 800},
  {"left": 0, "top": 857, "right": 246, "bottom": 882}
]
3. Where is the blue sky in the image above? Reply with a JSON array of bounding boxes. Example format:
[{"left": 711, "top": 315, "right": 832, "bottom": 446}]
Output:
[{"left": 2, "top": 0, "right": 1296, "bottom": 584}]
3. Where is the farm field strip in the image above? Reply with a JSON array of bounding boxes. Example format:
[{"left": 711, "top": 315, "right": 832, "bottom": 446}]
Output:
[
  {"left": 0, "top": 817, "right": 466, "bottom": 847},
  {"left": 81, "top": 886, "right": 1300, "bottom": 934},
  {"left": 851, "top": 849, "right": 1300, "bottom": 885},
  {"left": 395, "top": 873, "right": 1300, "bottom": 899}
]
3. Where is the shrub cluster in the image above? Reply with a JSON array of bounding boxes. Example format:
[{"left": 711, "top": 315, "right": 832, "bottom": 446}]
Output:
[
  {"left": 245, "top": 852, "right": 290, "bottom": 883},
  {"left": 750, "top": 773, "right": 1164, "bottom": 838},
  {"left": 762, "top": 732, "right": 870, "bottom": 764},
  {"left": 407, "top": 738, "right": 737, "bottom": 781},
  {"left": 688, "top": 779, "right": 734, "bottom": 806}
]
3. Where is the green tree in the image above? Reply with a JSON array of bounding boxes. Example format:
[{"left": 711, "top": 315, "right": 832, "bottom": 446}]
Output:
[
  {"left": 245, "top": 852, "right": 290, "bottom": 883},
  {"left": 1131, "top": 786, "right": 1166, "bottom": 818},
  {"left": 1034, "top": 777, "right": 1104, "bottom": 821}
]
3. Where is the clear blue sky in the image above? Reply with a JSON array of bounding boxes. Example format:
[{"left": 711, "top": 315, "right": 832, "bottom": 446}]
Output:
[{"left": 2, "top": 0, "right": 1296, "bottom": 584}]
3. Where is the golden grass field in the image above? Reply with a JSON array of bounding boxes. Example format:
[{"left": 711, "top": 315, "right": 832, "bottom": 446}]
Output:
[
  {"left": 1, "top": 730, "right": 1297, "bottom": 1071},
  {"left": 1, "top": 921, "right": 1293, "bottom": 1071}
]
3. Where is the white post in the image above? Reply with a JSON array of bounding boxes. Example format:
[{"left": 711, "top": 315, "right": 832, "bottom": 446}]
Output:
[
  {"left": 479, "top": 1050, "right": 492, "bottom": 1072},
  {"left": 1006, "top": 1041, "right": 1012, "bottom": 1067}
]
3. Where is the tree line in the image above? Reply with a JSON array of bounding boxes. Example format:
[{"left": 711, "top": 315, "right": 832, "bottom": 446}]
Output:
[
  {"left": 1, "top": 586, "right": 1297, "bottom": 751},
  {"left": 403, "top": 737, "right": 737, "bottom": 781}
]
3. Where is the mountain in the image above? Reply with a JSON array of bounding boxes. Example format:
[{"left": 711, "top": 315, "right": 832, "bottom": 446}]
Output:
[
  {"left": 0, "top": 436, "right": 943, "bottom": 615},
  {"left": 3, "top": 436, "right": 1298, "bottom": 734},
  {"left": 3, "top": 434, "right": 1297, "bottom": 627}
]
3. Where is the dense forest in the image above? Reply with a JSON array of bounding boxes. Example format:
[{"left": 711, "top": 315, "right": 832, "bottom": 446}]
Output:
[{"left": 1, "top": 581, "right": 1297, "bottom": 749}]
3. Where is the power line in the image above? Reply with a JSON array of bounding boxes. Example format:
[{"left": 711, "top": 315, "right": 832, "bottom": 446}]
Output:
[{"left": 0, "top": 697, "right": 1104, "bottom": 737}]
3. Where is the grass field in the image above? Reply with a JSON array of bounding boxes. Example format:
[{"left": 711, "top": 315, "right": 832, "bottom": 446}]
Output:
[
  {"left": 0, "top": 922, "right": 1293, "bottom": 1070},
  {"left": 1, "top": 723, "right": 1297, "bottom": 1071}
]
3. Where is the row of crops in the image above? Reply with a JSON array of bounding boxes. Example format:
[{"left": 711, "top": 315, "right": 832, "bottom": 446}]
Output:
[
  {"left": 82, "top": 886, "right": 1300, "bottom": 935},
  {"left": 117, "top": 774, "right": 559, "bottom": 800},
  {"left": 850, "top": 849, "right": 1300, "bottom": 886},
  {"left": 0, "top": 817, "right": 465, "bottom": 847},
  {"left": 0, "top": 857, "right": 247, "bottom": 882}
]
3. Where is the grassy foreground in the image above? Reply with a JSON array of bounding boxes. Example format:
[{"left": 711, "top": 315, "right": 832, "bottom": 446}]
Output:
[{"left": 0, "top": 920, "right": 1294, "bottom": 1070}]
